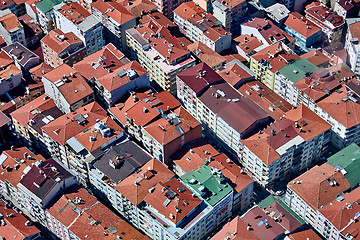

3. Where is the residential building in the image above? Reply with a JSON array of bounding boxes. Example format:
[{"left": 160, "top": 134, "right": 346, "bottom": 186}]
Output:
[
  {"left": 241, "top": 18, "right": 296, "bottom": 51},
  {"left": 210, "top": 216, "right": 261, "bottom": 239},
  {"left": 234, "top": 34, "right": 267, "bottom": 61},
  {"left": 0, "top": 51, "right": 23, "bottom": 96},
  {"left": 285, "top": 229, "right": 322, "bottom": 240},
  {"left": 54, "top": 2, "right": 104, "bottom": 55},
  {"left": 2, "top": 42, "right": 41, "bottom": 74},
  {"left": 170, "top": 138, "right": 221, "bottom": 176},
  {"left": 35, "top": 0, "right": 62, "bottom": 33},
  {"left": 17, "top": 158, "right": 76, "bottom": 224},
  {"left": 217, "top": 60, "right": 255, "bottom": 89},
  {"left": 284, "top": 12, "right": 322, "bottom": 49},
  {"left": 109, "top": 89, "right": 202, "bottom": 164},
  {"left": 235, "top": 80, "right": 293, "bottom": 121},
  {"left": 151, "top": 0, "right": 187, "bottom": 19},
  {"left": 249, "top": 42, "right": 299, "bottom": 90},
  {"left": 11, "top": 95, "right": 64, "bottom": 150},
  {"left": 334, "top": 0, "right": 359, "bottom": 18},
  {"left": 0, "top": 199, "right": 44, "bottom": 240},
  {"left": 0, "top": 9, "right": 26, "bottom": 47},
  {"left": 45, "top": 186, "right": 146, "bottom": 240},
  {"left": 187, "top": 41, "right": 226, "bottom": 71},
  {"left": 322, "top": 42, "right": 347, "bottom": 67},
  {"left": 92, "top": 60, "right": 149, "bottom": 107},
  {"left": 177, "top": 63, "right": 271, "bottom": 157},
  {"left": 23, "top": 63, "right": 52, "bottom": 102},
  {"left": 207, "top": 154, "right": 254, "bottom": 212},
  {"left": 345, "top": 20, "right": 360, "bottom": 74},
  {"left": 0, "top": 144, "right": 46, "bottom": 213},
  {"left": 240, "top": 104, "right": 331, "bottom": 188},
  {"left": 41, "top": 29, "right": 86, "bottom": 68},
  {"left": 117, "top": 0, "right": 157, "bottom": 18},
  {"left": 285, "top": 163, "right": 351, "bottom": 226},
  {"left": 126, "top": 22, "right": 196, "bottom": 95},
  {"left": 279, "top": 0, "right": 307, "bottom": 12},
  {"left": 265, "top": 3, "right": 289, "bottom": 27},
  {"left": 181, "top": 165, "right": 234, "bottom": 225},
  {"left": 41, "top": 64, "right": 94, "bottom": 113},
  {"left": 304, "top": 2, "right": 345, "bottom": 44},
  {"left": 211, "top": 0, "right": 248, "bottom": 35},
  {"left": 89, "top": 138, "right": 152, "bottom": 200},
  {"left": 301, "top": 50, "right": 330, "bottom": 68},
  {"left": 18, "top": 14, "right": 44, "bottom": 49},
  {"left": 174, "top": 2, "right": 232, "bottom": 53},
  {"left": 91, "top": 1, "right": 136, "bottom": 51}
]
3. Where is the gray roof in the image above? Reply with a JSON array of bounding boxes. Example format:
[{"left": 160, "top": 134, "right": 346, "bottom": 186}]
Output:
[
  {"left": 93, "top": 139, "right": 152, "bottom": 184},
  {"left": 78, "top": 15, "right": 101, "bottom": 32}
]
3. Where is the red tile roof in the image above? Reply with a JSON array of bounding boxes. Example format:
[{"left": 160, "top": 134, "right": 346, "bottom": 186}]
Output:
[
  {"left": 218, "top": 63, "right": 253, "bottom": 88},
  {"left": 91, "top": 0, "right": 135, "bottom": 25},
  {"left": 43, "top": 64, "right": 94, "bottom": 105},
  {"left": 0, "top": 11, "right": 22, "bottom": 32},
  {"left": 287, "top": 229, "right": 322, "bottom": 240},
  {"left": 41, "top": 102, "right": 107, "bottom": 145},
  {"left": 301, "top": 49, "right": 329, "bottom": 67},
  {"left": 41, "top": 29, "right": 84, "bottom": 54},
  {"left": 285, "top": 12, "right": 321, "bottom": 38},
  {"left": 187, "top": 41, "right": 226, "bottom": 69},
  {"left": 234, "top": 34, "right": 264, "bottom": 54},
  {"left": 348, "top": 21, "right": 360, "bottom": 41},
  {"left": 211, "top": 216, "right": 260, "bottom": 240},
  {"left": 56, "top": 2, "right": 90, "bottom": 24},
  {"left": 115, "top": 159, "right": 175, "bottom": 205},
  {"left": 117, "top": 0, "right": 157, "bottom": 17},
  {"left": 288, "top": 163, "right": 351, "bottom": 210}
]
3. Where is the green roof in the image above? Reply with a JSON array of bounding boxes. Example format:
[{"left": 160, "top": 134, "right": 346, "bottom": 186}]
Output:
[
  {"left": 327, "top": 143, "right": 360, "bottom": 187},
  {"left": 36, "top": 0, "right": 62, "bottom": 14},
  {"left": 278, "top": 58, "right": 318, "bottom": 83},
  {"left": 258, "top": 195, "right": 305, "bottom": 224},
  {"left": 180, "top": 165, "right": 233, "bottom": 206}
]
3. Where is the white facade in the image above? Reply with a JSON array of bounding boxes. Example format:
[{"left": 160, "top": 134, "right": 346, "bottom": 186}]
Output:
[
  {"left": 345, "top": 23, "right": 360, "bottom": 75},
  {"left": 0, "top": 10, "right": 26, "bottom": 47}
]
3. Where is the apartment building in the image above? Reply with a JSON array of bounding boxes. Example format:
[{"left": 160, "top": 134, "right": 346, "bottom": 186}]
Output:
[
  {"left": 322, "top": 42, "right": 347, "bottom": 67},
  {"left": 285, "top": 163, "right": 351, "bottom": 226},
  {"left": 91, "top": 1, "right": 136, "bottom": 51},
  {"left": 0, "top": 145, "right": 46, "bottom": 214},
  {"left": 35, "top": 0, "right": 62, "bottom": 33},
  {"left": 41, "top": 29, "right": 86, "bottom": 68},
  {"left": 109, "top": 89, "right": 202, "bottom": 164},
  {"left": 17, "top": 158, "right": 76, "bottom": 225},
  {"left": 176, "top": 63, "right": 271, "bottom": 157},
  {"left": 42, "top": 64, "right": 94, "bottom": 114},
  {"left": 301, "top": 50, "right": 330, "bottom": 68},
  {"left": 23, "top": 63, "right": 52, "bottom": 101},
  {"left": 187, "top": 41, "right": 226, "bottom": 71},
  {"left": 44, "top": 186, "right": 146, "bottom": 240},
  {"left": 210, "top": 216, "right": 261, "bottom": 239},
  {"left": 0, "top": 9, "right": 26, "bottom": 46},
  {"left": 174, "top": 2, "right": 231, "bottom": 53},
  {"left": 334, "top": 0, "right": 359, "bottom": 18},
  {"left": 117, "top": 0, "right": 157, "bottom": 17},
  {"left": 0, "top": 51, "right": 22, "bottom": 96},
  {"left": 181, "top": 165, "right": 234, "bottom": 225},
  {"left": 304, "top": 2, "right": 345, "bottom": 44},
  {"left": 284, "top": 12, "right": 322, "bottom": 49},
  {"left": 234, "top": 34, "right": 267, "bottom": 61},
  {"left": 151, "top": 0, "right": 187, "bottom": 19},
  {"left": 265, "top": 3, "right": 289, "bottom": 27},
  {"left": 126, "top": 22, "right": 196, "bottom": 95},
  {"left": 345, "top": 20, "right": 360, "bottom": 74},
  {"left": 54, "top": 2, "right": 104, "bottom": 55},
  {"left": 241, "top": 18, "right": 296, "bottom": 51},
  {"left": 217, "top": 60, "right": 255, "bottom": 89},
  {"left": 249, "top": 42, "right": 299, "bottom": 90},
  {"left": 240, "top": 104, "right": 331, "bottom": 188}
]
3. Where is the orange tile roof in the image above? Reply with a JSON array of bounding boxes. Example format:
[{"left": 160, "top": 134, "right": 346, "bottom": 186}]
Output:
[
  {"left": 285, "top": 12, "right": 321, "bottom": 38},
  {"left": 301, "top": 49, "right": 329, "bottom": 67},
  {"left": 139, "top": 11, "right": 175, "bottom": 28},
  {"left": 43, "top": 64, "right": 94, "bottom": 105},
  {"left": 241, "top": 104, "right": 331, "bottom": 165},
  {"left": 288, "top": 163, "right": 351, "bottom": 210},
  {"left": 115, "top": 159, "right": 175, "bottom": 205},
  {"left": 170, "top": 139, "right": 220, "bottom": 174},
  {"left": 41, "top": 29, "right": 84, "bottom": 54},
  {"left": 0, "top": 50, "right": 14, "bottom": 67},
  {"left": 41, "top": 102, "right": 107, "bottom": 145},
  {"left": 96, "top": 61, "right": 147, "bottom": 92},
  {"left": 218, "top": 63, "right": 253, "bottom": 87},
  {"left": 234, "top": 34, "right": 264, "bottom": 54},
  {"left": 214, "top": 0, "right": 245, "bottom": 10},
  {"left": 29, "top": 62, "right": 53, "bottom": 81},
  {"left": 287, "top": 229, "right": 322, "bottom": 240},
  {"left": 208, "top": 154, "right": 253, "bottom": 193},
  {"left": 211, "top": 216, "right": 260, "bottom": 240},
  {"left": 118, "top": 0, "right": 157, "bottom": 17},
  {"left": 187, "top": 41, "right": 225, "bottom": 68},
  {"left": 0, "top": 61, "right": 21, "bottom": 80},
  {"left": 91, "top": 0, "right": 135, "bottom": 25},
  {"left": 143, "top": 178, "right": 202, "bottom": 224},
  {"left": 11, "top": 95, "right": 58, "bottom": 130},
  {"left": 0, "top": 144, "right": 46, "bottom": 187},
  {"left": 74, "top": 43, "right": 130, "bottom": 81},
  {"left": 57, "top": 2, "right": 90, "bottom": 24},
  {"left": 236, "top": 80, "right": 292, "bottom": 120},
  {"left": 349, "top": 21, "right": 360, "bottom": 40},
  {"left": 317, "top": 86, "right": 360, "bottom": 128},
  {"left": 0, "top": 11, "right": 22, "bottom": 32}
]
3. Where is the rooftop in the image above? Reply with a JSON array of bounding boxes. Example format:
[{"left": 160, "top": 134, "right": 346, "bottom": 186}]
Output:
[
  {"left": 288, "top": 163, "right": 351, "bottom": 210},
  {"left": 91, "top": 1, "right": 135, "bottom": 25},
  {"left": 301, "top": 50, "right": 329, "bottom": 67},
  {"left": 118, "top": 0, "right": 157, "bottom": 17},
  {"left": 218, "top": 61, "right": 254, "bottom": 89},
  {"left": 187, "top": 41, "right": 226, "bottom": 69},
  {"left": 305, "top": 2, "right": 344, "bottom": 28},
  {"left": 42, "top": 64, "right": 94, "bottom": 106},
  {"left": 56, "top": 2, "right": 90, "bottom": 25},
  {"left": 278, "top": 58, "right": 318, "bottom": 83},
  {"left": 41, "top": 28, "right": 84, "bottom": 54},
  {"left": 19, "top": 158, "right": 74, "bottom": 201},
  {"left": 234, "top": 34, "right": 265, "bottom": 55},
  {"left": 0, "top": 10, "right": 22, "bottom": 32},
  {"left": 285, "top": 229, "right": 322, "bottom": 240},
  {"left": 241, "top": 104, "right": 331, "bottom": 165},
  {"left": 2, "top": 42, "right": 40, "bottom": 69},
  {"left": 265, "top": 3, "right": 289, "bottom": 22},
  {"left": 35, "top": 0, "right": 62, "bottom": 14},
  {"left": 285, "top": 12, "right": 321, "bottom": 38},
  {"left": 93, "top": 139, "right": 152, "bottom": 185},
  {"left": 180, "top": 165, "right": 233, "bottom": 206},
  {"left": 115, "top": 159, "right": 174, "bottom": 205},
  {"left": 327, "top": 143, "right": 360, "bottom": 187}
]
